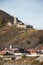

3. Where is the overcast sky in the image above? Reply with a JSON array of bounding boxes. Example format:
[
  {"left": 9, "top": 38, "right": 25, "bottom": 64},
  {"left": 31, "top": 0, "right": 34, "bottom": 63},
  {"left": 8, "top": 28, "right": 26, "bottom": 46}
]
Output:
[{"left": 0, "top": 0, "right": 43, "bottom": 29}]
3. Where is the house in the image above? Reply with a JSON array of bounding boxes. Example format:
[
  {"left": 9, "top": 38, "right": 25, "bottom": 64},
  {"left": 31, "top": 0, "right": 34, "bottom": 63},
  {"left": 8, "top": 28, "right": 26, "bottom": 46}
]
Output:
[
  {"left": 0, "top": 51, "right": 6, "bottom": 55},
  {"left": 25, "top": 48, "right": 30, "bottom": 54},
  {"left": 7, "top": 22, "right": 12, "bottom": 26},
  {"left": 7, "top": 17, "right": 26, "bottom": 29},
  {"left": 26, "top": 25, "right": 33, "bottom": 29},
  {"left": 7, "top": 17, "right": 17, "bottom": 26},
  {"left": 17, "top": 23, "right": 26, "bottom": 29},
  {"left": 13, "top": 17, "right": 26, "bottom": 29}
]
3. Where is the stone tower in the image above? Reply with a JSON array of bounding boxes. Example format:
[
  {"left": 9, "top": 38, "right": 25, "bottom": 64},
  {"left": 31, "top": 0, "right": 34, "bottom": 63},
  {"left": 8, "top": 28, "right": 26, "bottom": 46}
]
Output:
[{"left": 14, "top": 17, "right": 17, "bottom": 25}]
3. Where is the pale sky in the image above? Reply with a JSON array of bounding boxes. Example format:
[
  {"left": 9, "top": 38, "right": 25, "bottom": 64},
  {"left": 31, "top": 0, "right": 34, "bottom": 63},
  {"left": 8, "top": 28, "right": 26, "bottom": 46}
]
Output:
[{"left": 0, "top": 0, "right": 43, "bottom": 29}]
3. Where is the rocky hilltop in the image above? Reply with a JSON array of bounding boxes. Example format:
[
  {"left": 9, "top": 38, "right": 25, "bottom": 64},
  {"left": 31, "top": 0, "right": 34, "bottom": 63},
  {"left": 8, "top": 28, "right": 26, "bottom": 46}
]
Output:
[
  {"left": 0, "top": 10, "right": 43, "bottom": 50},
  {"left": 0, "top": 10, "right": 14, "bottom": 26}
]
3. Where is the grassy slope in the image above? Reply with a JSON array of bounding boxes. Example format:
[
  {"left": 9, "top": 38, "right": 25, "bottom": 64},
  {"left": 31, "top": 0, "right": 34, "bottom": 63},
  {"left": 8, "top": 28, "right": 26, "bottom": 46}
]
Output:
[{"left": 0, "top": 26, "right": 43, "bottom": 49}]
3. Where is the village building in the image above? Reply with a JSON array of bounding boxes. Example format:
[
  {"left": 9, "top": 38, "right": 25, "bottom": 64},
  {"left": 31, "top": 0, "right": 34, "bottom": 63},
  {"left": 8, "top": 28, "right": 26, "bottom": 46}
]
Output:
[
  {"left": 14, "top": 17, "right": 26, "bottom": 29},
  {"left": 17, "top": 23, "right": 26, "bottom": 29},
  {"left": 30, "top": 49, "right": 37, "bottom": 55},
  {"left": 9, "top": 45, "right": 12, "bottom": 49},
  {"left": 7, "top": 17, "right": 26, "bottom": 29},
  {"left": 7, "top": 22, "right": 12, "bottom": 26}
]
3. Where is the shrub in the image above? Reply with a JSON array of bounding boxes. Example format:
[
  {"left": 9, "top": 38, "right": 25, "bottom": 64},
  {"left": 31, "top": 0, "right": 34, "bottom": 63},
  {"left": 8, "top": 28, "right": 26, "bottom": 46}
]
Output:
[
  {"left": 39, "top": 61, "right": 43, "bottom": 65},
  {"left": 12, "top": 57, "right": 15, "bottom": 60},
  {"left": 22, "top": 55, "right": 26, "bottom": 59},
  {"left": 31, "top": 60, "right": 40, "bottom": 65}
]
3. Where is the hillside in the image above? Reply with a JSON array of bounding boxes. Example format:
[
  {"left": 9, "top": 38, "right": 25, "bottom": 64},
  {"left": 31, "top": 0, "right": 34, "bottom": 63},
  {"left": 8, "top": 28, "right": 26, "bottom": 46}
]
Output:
[
  {"left": 0, "top": 10, "right": 14, "bottom": 26},
  {"left": 0, "top": 10, "right": 43, "bottom": 50},
  {"left": 0, "top": 26, "right": 43, "bottom": 50}
]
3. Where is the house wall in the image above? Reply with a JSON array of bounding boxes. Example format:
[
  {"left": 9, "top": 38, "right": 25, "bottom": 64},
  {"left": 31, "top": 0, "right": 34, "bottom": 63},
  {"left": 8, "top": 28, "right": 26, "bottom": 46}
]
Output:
[
  {"left": 7, "top": 22, "right": 12, "bottom": 26},
  {"left": 17, "top": 24, "right": 26, "bottom": 29}
]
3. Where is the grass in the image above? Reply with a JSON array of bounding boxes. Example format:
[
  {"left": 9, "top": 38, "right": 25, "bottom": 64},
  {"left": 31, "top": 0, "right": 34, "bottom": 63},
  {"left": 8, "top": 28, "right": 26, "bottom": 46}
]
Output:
[
  {"left": 39, "top": 61, "right": 43, "bottom": 65},
  {"left": 31, "top": 60, "right": 40, "bottom": 65},
  {"left": 0, "top": 26, "right": 43, "bottom": 49},
  {"left": 29, "top": 57, "right": 37, "bottom": 61}
]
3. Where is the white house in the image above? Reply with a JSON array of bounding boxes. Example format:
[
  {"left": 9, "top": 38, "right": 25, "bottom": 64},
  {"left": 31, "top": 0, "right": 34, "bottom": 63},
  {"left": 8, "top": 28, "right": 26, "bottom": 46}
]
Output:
[
  {"left": 17, "top": 23, "right": 26, "bottom": 29},
  {"left": 7, "top": 22, "right": 12, "bottom": 26}
]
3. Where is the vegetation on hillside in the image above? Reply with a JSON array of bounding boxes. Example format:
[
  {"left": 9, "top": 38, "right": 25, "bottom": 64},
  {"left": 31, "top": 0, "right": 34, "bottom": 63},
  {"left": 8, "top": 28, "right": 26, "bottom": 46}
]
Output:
[{"left": 0, "top": 10, "right": 43, "bottom": 49}]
